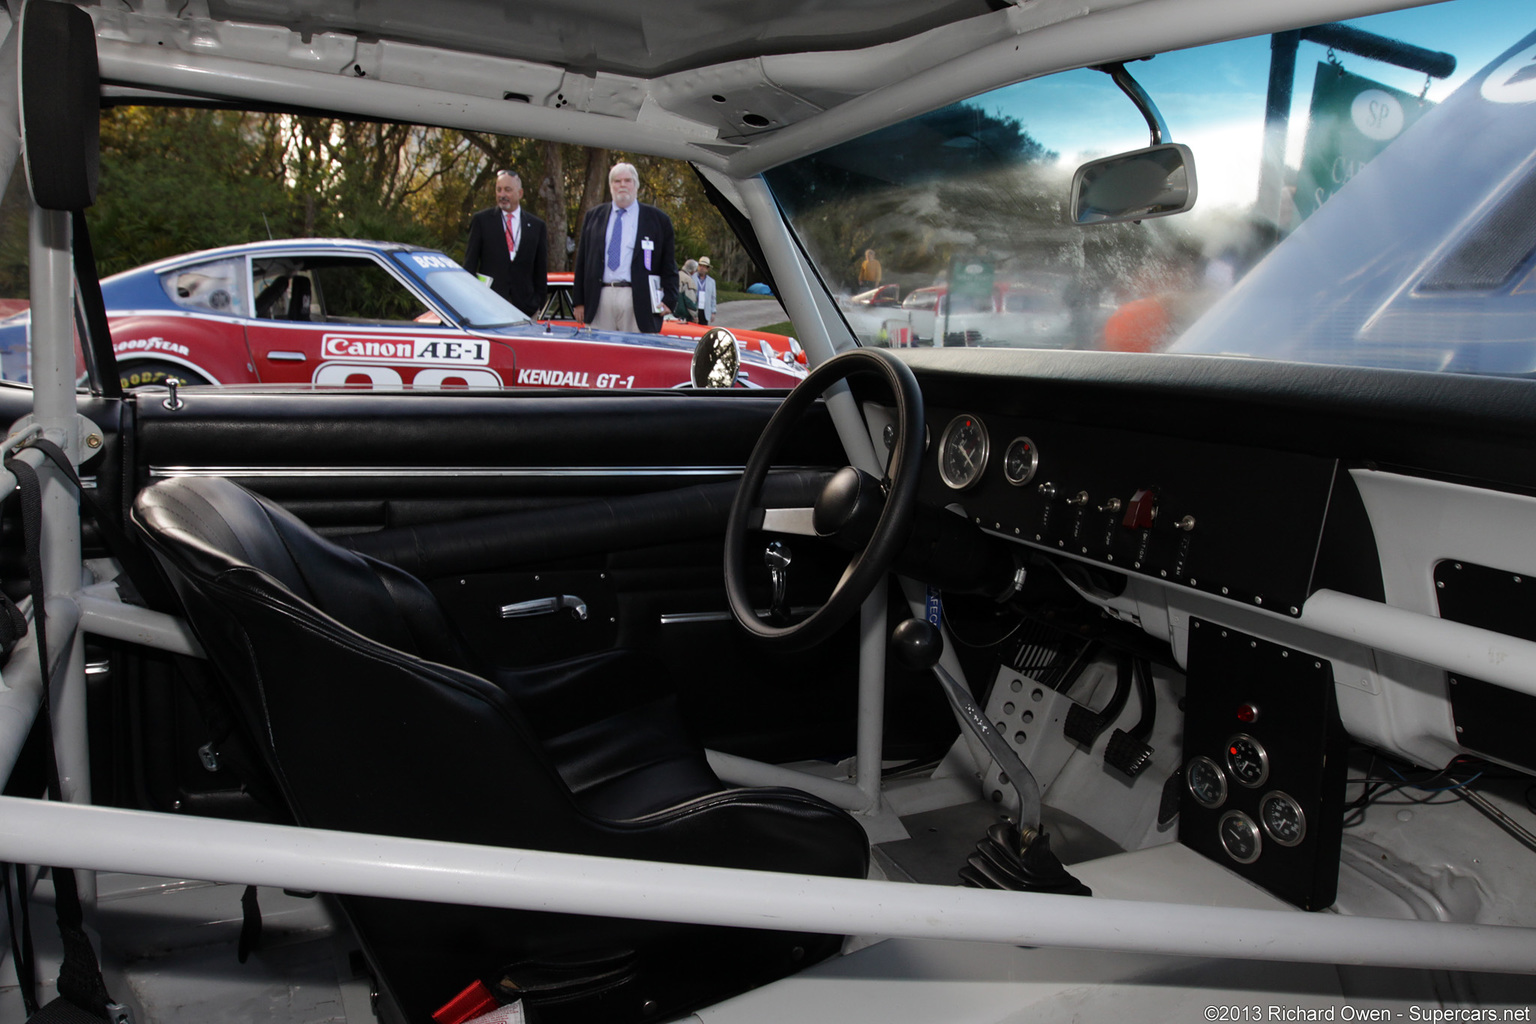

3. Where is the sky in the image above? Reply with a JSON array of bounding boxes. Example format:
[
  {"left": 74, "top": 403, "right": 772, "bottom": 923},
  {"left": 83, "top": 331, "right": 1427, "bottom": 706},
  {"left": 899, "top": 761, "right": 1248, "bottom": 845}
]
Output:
[{"left": 981, "top": 0, "right": 1535, "bottom": 210}]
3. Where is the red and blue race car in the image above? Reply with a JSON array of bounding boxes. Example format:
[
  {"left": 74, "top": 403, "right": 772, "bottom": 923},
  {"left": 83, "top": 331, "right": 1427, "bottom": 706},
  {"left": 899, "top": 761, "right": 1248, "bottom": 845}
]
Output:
[{"left": 0, "top": 238, "right": 807, "bottom": 390}]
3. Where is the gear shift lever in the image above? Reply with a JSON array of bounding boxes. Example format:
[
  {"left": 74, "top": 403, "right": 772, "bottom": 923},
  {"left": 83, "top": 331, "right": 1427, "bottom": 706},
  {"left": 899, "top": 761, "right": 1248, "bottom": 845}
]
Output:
[
  {"left": 890, "top": 618, "right": 1090, "bottom": 897},
  {"left": 764, "top": 541, "right": 792, "bottom": 624}
]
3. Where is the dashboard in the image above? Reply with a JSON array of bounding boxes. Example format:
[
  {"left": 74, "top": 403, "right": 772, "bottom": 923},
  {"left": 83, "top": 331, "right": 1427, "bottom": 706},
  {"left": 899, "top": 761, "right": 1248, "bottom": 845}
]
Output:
[{"left": 869, "top": 348, "right": 1536, "bottom": 905}]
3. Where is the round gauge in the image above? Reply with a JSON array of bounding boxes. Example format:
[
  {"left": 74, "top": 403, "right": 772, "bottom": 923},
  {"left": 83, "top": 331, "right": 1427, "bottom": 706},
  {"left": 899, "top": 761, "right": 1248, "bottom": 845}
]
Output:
[
  {"left": 1003, "top": 436, "right": 1040, "bottom": 487},
  {"left": 938, "top": 414, "right": 990, "bottom": 491},
  {"left": 1218, "top": 810, "right": 1263, "bottom": 865},
  {"left": 1225, "top": 733, "right": 1270, "bottom": 789},
  {"left": 1259, "top": 790, "right": 1307, "bottom": 847},
  {"left": 1185, "top": 755, "right": 1228, "bottom": 809}
]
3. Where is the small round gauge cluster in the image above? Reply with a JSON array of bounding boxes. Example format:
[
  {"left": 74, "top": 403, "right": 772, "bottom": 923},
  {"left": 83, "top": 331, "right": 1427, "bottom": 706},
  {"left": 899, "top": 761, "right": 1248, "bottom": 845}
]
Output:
[
  {"left": 1003, "top": 436, "right": 1038, "bottom": 486},
  {"left": 1259, "top": 790, "right": 1306, "bottom": 847},
  {"left": 933, "top": 412, "right": 1040, "bottom": 491},
  {"left": 1219, "top": 810, "right": 1262, "bottom": 864},
  {"left": 1186, "top": 734, "right": 1307, "bottom": 865}
]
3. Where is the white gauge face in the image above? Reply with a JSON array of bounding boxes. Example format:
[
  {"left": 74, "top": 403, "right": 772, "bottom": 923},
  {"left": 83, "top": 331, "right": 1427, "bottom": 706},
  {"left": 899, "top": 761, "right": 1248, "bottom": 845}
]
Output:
[
  {"left": 1003, "top": 436, "right": 1039, "bottom": 486},
  {"left": 1260, "top": 790, "right": 1307, "bottom": 847},
  {"left": 1225, "top": 733, "right": 1270, "bottom": 789},
  {"left": 1219, "top": 810, "right": 1263, "bottom": 864},
  {"left": 1186, "top": 755, "right": 1228, "bottom": 809},
  {"left": 938, "top": 414, "right": 989, "bottom": 490}
]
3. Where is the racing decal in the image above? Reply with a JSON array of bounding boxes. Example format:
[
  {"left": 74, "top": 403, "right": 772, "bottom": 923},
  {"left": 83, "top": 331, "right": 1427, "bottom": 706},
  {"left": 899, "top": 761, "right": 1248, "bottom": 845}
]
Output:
[
  {"left": 406, "top": 253, "right": 461, "bottom": 270},
  {"left": 1483, "top": 41, "right": 1536, "bottom": 104},
  {"left": 313, "top": 363, "right": 503, "bottom": 389},
  {"left": 114, "top": 336, "right": 192, "bottom": 357},
  {"left": 321, "top": 333, "right": 489, "bottom": 364},
  {"left": 516, "top": 368, "right": 635, "bottom": 388}
]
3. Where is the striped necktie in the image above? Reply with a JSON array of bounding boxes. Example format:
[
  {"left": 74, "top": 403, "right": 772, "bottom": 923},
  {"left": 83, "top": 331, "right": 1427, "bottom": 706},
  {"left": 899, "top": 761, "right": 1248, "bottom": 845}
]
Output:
[{"left": 607, "top": 207, "right": 624, "bottom": 272}]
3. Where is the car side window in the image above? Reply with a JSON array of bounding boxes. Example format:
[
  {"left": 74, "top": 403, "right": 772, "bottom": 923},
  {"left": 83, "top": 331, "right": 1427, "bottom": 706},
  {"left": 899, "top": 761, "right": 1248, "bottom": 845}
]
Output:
[
  {"left": 253, "top": 256, "right": 430, "bottom": 324},
  {"left": 160, "top": 257, "right": 248, "bottom": 317}
]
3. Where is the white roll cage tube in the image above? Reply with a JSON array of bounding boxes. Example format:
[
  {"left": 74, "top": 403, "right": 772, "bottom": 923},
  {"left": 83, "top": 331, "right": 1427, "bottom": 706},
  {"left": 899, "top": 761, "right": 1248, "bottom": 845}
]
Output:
[{"left": 1, "top": 5, "right": 1534, "bottom": 985}]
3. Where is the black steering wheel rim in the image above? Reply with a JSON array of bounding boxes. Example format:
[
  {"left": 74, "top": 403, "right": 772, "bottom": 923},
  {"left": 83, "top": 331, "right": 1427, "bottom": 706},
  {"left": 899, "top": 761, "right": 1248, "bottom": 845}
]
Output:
[{"left": 725, "top": 347, "right": 925, "bottom": 650}]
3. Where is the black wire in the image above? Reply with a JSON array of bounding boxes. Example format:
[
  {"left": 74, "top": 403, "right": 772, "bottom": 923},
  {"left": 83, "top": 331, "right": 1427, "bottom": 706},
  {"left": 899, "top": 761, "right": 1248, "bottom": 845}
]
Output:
[{"left": 939, "top": 595, "right": 1028, "bottom": 650}]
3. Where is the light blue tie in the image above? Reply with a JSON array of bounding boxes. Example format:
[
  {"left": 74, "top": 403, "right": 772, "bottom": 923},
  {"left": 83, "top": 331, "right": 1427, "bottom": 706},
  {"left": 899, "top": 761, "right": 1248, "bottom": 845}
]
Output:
[{"left": 607, "top": 207, "right": 624, "bottom": 272}]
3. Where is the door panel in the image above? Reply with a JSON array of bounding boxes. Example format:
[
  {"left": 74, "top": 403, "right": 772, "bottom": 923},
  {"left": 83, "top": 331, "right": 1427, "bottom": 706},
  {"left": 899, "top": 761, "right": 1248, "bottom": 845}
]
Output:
[{"left": 117, "top": 386, "right": 962, "bottom": 818}]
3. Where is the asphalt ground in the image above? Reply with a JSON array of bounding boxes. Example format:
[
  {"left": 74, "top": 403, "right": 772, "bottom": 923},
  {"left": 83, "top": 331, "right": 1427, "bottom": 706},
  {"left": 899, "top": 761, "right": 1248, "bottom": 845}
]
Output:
[{"left": 709, "top": 298, "right": 787, "bottom": 330}]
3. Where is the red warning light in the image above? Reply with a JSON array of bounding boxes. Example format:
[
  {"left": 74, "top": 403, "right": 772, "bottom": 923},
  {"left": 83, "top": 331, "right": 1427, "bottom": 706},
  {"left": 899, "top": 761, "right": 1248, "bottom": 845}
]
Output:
[{"left": 1236, "top": 703, "right": 1259, "bottom": 724}]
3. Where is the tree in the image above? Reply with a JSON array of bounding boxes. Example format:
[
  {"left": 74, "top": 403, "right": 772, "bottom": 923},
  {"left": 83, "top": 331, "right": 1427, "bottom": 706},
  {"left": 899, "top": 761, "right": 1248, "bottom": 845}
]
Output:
[{"left": 0, "top": 108, "right": 765, "bottom": 301}]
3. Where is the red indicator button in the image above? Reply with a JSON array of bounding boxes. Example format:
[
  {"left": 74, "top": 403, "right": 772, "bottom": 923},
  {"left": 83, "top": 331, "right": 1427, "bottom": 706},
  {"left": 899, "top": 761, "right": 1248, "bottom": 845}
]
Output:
[
  {"left": 1236, "top": 703, "right": 1259, "bottom": 724},
  {"left": 1122, "top": 488, "right": 1157, "bottom": 529}
]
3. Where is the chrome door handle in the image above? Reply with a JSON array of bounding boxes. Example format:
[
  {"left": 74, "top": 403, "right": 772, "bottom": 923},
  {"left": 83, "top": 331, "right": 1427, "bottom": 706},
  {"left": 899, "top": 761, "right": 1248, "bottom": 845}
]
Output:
[{"left": 499, "top": 595, "right": 588, "bottom": 621}]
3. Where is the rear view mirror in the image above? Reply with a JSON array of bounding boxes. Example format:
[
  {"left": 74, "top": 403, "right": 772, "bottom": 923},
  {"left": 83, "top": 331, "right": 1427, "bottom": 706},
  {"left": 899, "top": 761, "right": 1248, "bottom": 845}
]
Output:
[{"left": 1071, "top": 143, "right": 1196, "bottom": 225}]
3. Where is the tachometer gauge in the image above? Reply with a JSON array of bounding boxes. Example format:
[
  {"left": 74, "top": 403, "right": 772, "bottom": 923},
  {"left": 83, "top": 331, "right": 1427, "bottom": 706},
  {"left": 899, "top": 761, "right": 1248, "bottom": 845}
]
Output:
[
  {"left": 1225, "top": 733, "right": 1270, "bottom": 788},
  {"left": 938, "top": 414, "right": 989, "bottom": 490},
  {"left": 1260, "top": 790, "right": 1307, "bottom": 847},
  {"left": 1185, "top": 755, "right": 1228, "bottom": 809},
  {"left": 1003, "top": 436, "right": 1039, "bottom": 487},
  {"left": 1218, "top": 810, "right": 1263, "bottom": 864}
]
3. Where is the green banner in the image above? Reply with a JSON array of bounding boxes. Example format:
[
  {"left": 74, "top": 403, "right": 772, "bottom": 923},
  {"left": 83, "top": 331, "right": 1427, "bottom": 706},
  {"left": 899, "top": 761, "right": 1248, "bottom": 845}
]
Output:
[
  {"left": 1295, "top": 64, "right": 1431, "bottom": 222},
  {"left": 947, "top": 258, "right": 994, "bottom": 315}
]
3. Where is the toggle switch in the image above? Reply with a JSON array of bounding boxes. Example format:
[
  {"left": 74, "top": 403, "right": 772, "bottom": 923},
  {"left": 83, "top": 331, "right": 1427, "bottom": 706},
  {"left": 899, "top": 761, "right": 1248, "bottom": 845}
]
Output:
[{"left": 1122, "top": 488, "right": 1157, "bottom": 529}]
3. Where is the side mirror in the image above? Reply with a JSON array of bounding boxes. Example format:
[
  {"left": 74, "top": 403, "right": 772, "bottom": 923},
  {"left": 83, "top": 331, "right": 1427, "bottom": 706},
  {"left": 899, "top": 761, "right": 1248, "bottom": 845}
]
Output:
[
  {"left": 690, "top": 326, "right": 740, "bottom": 388},
  {"left": 1070, "top": 143, "right": 1196, "bottom": 226}
]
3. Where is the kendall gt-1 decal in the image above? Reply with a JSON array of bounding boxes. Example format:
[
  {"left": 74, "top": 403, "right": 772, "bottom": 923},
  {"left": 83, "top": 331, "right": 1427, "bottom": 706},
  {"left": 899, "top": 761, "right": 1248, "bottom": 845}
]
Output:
[
  {"left": 321, "top": 334, "right": 489, "bottom": 364},
  {"left": 516, "top": 368, "right": 636, "bottom": 388}
]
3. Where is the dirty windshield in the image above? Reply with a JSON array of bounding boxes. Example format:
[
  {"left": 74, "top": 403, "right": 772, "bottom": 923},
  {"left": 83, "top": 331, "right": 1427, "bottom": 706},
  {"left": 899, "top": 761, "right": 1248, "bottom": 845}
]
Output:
[{"left": 765, "top": 0, "right": 1536, "bottom": 377}]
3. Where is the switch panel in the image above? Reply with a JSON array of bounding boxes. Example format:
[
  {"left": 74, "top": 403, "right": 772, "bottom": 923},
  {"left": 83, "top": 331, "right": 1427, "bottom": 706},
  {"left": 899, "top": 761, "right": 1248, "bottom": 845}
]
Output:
[{"left": 1179, "top": 620, "right": 1346, "bottom": 910}]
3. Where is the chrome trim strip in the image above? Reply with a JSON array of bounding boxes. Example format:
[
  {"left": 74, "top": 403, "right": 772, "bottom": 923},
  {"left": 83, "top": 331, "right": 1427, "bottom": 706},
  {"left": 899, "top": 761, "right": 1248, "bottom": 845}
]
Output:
[
  {"left": 659, "top": 611, "right": 732, "bottom": 625},
  {"left": 760, "top": 507, "right": 817, "bottom": 536},
  {"left": 149, "top": 466, "right": 750, "bottom": 480},
  {"left": 660, "top": 606, "right": 817, "bottom": 625}
]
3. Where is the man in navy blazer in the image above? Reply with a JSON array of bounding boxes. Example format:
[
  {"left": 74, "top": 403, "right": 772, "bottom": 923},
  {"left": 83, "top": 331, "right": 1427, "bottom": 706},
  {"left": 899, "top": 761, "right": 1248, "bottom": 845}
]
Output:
[
  {"left": 572, "top": 162, "right": 676, "bottom": 333},
  {"left": 463, "top": 170, "right": 548, "bottom": 316}
]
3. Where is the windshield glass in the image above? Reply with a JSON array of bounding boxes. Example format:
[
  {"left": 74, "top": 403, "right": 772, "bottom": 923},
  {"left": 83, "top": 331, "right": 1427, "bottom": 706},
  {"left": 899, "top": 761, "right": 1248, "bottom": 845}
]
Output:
[
  {"left": 393, "top": 251, "right": 534, "bottom": 326},
  {"left": 765, "top": 0, "right": 1536, "bottom": 377}
]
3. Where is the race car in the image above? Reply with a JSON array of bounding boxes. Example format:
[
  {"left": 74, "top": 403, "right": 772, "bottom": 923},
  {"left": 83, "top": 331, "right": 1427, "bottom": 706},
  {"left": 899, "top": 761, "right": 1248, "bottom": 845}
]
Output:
[
  {"left": 0, "top": 239, "right": 807, "bottom": 390},
  {"left": 540, "top": 270, "right": 806, "bottom": 366}
]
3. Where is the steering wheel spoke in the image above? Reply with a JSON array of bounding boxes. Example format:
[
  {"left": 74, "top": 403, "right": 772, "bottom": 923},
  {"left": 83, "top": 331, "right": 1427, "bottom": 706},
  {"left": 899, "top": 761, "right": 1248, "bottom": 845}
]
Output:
[
  {"left": 726, "top": 349, "right": 924, "bottom": 650},
  {"left": 755, "top": 506, "right": 819, "bottom": 536}
]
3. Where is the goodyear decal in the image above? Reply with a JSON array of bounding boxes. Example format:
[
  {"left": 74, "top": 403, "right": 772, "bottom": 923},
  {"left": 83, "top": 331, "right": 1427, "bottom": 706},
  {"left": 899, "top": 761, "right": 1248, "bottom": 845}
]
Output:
[
  {"left": 321, "top": 334, "right": 488, "bottom": 364},
  {"left": 114, "top": 336, "right": 191, "bottom": 357},
  {"left": 517, "top": 368, "right": 635, "bottom": 388}
]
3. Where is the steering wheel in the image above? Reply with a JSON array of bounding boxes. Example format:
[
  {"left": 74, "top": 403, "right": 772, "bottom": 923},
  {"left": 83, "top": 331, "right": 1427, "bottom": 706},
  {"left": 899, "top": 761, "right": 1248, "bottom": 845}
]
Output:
[{"left": 725, "top": 348, "right": 925, "bottom": 650}]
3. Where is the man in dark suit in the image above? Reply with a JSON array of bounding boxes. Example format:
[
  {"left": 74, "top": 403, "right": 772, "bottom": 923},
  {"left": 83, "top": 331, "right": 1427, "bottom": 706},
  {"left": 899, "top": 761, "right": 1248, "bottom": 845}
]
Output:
[
  {"left": 571, "top": 162, "right": 676, "bottom": 333},
  {"left": 463, "top": 169, "right": 548, "bottom": 316}
]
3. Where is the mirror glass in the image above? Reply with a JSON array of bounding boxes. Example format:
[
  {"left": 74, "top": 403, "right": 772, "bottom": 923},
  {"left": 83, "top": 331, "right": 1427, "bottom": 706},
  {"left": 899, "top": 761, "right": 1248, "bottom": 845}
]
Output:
[
  {"left": 1071, "top": 143, "right": 1196, "bottom": 225},
  {"left": 691, "top": 327, "right": 741, "bottom": 388}
]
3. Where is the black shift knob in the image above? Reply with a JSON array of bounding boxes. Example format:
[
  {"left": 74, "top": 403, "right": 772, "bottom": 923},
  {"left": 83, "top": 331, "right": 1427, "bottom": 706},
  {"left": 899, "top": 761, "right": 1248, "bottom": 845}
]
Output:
[{"left": 890, "top": 618, "right": 943, "bottom": 671}]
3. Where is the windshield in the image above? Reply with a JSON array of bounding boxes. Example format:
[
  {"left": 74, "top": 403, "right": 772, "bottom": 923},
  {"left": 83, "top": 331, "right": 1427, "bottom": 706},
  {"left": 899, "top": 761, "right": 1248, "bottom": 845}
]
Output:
[
  {"left": 765, "top": 0, "right": 1536, "bottom": 378},
  {"left": 393, "top": 251, "right": 534, "bottom": 327}
]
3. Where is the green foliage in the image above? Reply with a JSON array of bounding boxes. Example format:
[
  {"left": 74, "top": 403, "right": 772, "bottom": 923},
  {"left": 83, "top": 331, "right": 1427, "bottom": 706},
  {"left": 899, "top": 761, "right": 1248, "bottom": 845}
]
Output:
[
  {"left": 89, "top": 108, "right": 292, "bottom": 275},
  {"left": 0, "top": 107, "right": 757, "bottom": 296}
]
